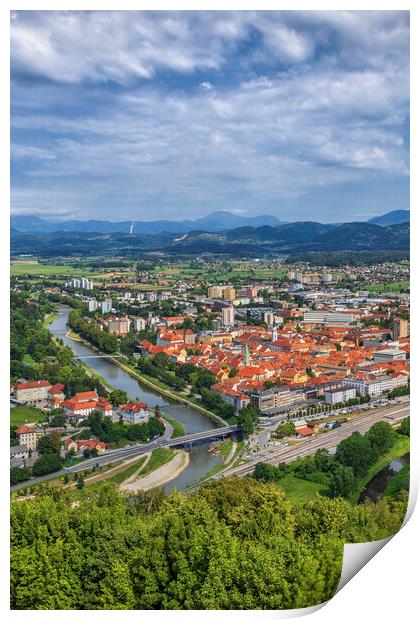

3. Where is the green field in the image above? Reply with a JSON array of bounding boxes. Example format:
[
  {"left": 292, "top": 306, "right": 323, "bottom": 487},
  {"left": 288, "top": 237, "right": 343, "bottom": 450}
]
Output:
[
  {"left": 10, "top": 406, "right": 47, "bottom": 427},
  {"left": 107, "top": 456, "right": 148, "bottom": 485},
  {"left": 10, "top": 261, "right": 98, "bottom": 277},
  {"left": 277, "top": 474, "right": 329, "bottom": 505},
  {"left": 138, "top": 448, "right": 175, "bottom": 477},
  {"left": 365, "top": 280, "right": 410, "bottom": 293}
]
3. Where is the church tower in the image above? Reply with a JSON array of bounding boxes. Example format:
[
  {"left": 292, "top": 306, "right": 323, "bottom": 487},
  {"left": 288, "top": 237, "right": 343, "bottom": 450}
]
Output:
[{"left": 244, "top": 342, "right": 251, "bottom": 366}]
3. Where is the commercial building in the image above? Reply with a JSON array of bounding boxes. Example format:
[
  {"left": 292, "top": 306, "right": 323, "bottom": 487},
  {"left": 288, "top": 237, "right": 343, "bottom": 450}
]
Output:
[
  {"left": 343, "top": 375, "right": 394, "bottom": 397},
  {"left": 373, "top": 348, "right": 407, "bottom": 363},
  {"left": 250, "top": 387, "right": 292, "bottom": 414},
  {"left": 325, "top": 387, "right": 357, "bottom": 405},
  {"left": 303, "top": 311, "right": 355, "bottom": 325}
]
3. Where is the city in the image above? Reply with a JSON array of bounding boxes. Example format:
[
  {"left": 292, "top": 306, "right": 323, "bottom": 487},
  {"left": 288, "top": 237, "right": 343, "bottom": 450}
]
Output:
[{"left": 9, "top": 9, "right": 410, "bottom": 613}]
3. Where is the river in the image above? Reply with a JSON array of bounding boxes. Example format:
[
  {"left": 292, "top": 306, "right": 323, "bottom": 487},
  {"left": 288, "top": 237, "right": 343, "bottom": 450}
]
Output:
[
  {"left": 358, "top": 453, "right": 410, "bottom": 503},
  {"left": 48, "top": 306, "right": 222, "bottom": 490}
]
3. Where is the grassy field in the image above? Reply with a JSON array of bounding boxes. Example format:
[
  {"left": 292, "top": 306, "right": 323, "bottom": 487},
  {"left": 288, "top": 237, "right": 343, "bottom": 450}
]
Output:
[
  {"left": 277, "top": 474, "right": 329, "bottom": 505},
  {"left": 384, "top": 464, "right": 410, "bottom": 498},
  {"left": 11, "top": 260, "right": 98, "bottom": 277},
  {"left": 106, "top": 456, "right": 148, "bottom": 485},
  {"left": 138, "top": 448, "right": 174, "bottom": 478},
  {"left": 349, "top": 435, "right": 410, "bottom": 504},
  {"left": 10, "top": 406, "right": 47, "bottom": 427},
  {"left": 365, "top": 280, "right": 410, "bottom": 293}
]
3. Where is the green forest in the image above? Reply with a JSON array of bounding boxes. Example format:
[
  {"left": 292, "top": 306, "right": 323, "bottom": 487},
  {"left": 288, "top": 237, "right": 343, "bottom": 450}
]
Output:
[{"left": 10, "top": 477, "right": 407, "bottom": 610}]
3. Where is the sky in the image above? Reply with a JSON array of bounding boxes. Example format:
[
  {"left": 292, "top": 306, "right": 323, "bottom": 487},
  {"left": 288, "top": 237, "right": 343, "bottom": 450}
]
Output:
[{"left": 11, "top": 10, "right": 410, "bottom": 223}]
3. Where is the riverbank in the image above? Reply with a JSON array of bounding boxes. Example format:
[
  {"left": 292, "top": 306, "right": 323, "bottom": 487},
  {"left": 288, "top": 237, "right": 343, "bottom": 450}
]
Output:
[
  {"left": 43, "top": 311, "right": 58, "bottom": 326},
  {"left": 110, "top": 357, "right": 228, "bottom": 428},
  {"left": 121, "top": 450, "right": 189, "bottom": 492},
  {"left": 55, "top": 312, "right": 227, "bottom": 429},
  {"left": 350, "top": 434, "right": 410, "bottom": 504}
]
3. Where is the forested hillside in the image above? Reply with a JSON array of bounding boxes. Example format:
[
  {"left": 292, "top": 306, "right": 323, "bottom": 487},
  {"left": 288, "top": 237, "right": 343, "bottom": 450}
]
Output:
[{"left": 10, "top": 478, "right": 407, "bottom": 610}]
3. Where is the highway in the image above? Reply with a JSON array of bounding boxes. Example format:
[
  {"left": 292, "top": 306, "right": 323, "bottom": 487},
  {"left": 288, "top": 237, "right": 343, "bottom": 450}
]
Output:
[{"left": 219, "top": 403, "right": 409, "bottom": 479}]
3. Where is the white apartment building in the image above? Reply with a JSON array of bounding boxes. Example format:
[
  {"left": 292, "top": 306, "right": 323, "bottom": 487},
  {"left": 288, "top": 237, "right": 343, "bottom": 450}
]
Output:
[
  {"left": 343, "top": 375, "right": 394, "bottom": 397},
  {"left": 325, "top": 387, "right": 357, "bottom": 405},
  {"left": 222, "top": 306, "right": 235, "bottom": 326},
  {"left": 87, "top": 299, "right": 98, "bottom": 312},
  {"left": 133, "top": 317, "right": 147, "bottom": 332},
  {"left": 15, "top": 425, "right": 39, "bottom": 450},
  {"left": 100, "top": 299, "right": 112, "bottom": 314}
]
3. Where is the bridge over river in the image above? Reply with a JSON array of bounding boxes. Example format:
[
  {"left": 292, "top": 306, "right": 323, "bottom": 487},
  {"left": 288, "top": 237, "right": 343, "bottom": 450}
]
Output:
[{"left": 11, "top": 425, "right": 240, "bottom": 491}]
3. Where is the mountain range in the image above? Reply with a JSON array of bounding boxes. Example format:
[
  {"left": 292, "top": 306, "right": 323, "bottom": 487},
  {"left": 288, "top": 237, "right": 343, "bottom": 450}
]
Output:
[
  {"left": 10, "top": 213, "right": 409, "bottom": 257},
  {"left": 10, "top": 211, "right": 285, "bottom": 235},
  {"left": 10, "top": 209, "right": 409, "bottom": 236}
]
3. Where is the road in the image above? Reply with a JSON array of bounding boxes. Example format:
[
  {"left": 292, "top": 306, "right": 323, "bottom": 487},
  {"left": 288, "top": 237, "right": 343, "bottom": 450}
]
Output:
[
  {"left": 11, "top": 425, "right": 239, "bottom": 491},
  {"left": 11, "top": 404, "right": 408, "bottom": 492},
  {"left": 220, "top": 402, "right": 409, "bottom": 479}
]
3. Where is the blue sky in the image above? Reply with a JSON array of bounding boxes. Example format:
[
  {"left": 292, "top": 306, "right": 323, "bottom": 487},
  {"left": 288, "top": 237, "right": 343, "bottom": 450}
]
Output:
[{"left": 11, "top": 10, "right": 409, "bottom": 223}]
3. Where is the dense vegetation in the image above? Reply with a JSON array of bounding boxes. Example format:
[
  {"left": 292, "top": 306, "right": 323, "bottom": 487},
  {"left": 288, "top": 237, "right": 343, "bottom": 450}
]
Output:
[
  {"left": 10, "top": 433, "right": 65, "bottom": 485},
  {"left": 255, "top": 422, "right": 404, "bottom": 501},
  {"left": 10, "top": 293, "right": 106, "bottom": 397},
  {"left": 285, "top": 250, "right": 409, "bottom": 267},
  {"left": 79, "top": 411, "right": 165, "bottom": 447},
  {"left": 68, "top": 309, "right": 119, "bottom": 353},
  {"left": 10, "top": 477, "right": 407, "bottom": 610}
]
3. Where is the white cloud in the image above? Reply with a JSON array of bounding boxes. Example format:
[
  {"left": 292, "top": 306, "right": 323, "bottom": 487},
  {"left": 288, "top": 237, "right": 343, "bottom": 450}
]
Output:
[{"left": 10, "top": 11, "right": 409, "bottom": 219}]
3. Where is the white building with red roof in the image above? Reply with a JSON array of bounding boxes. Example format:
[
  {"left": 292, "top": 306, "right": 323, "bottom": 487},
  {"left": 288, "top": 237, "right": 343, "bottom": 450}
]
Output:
[
  {"left": 48, "top": 383, "right": 66, "bottom": 408},
  {"left": 118, "top": 401, "right": 151, "bottom": 424},
  {"left": 95, "top": 396, "right": 113, "bottom": 417},
  {"left": 62, "top": 390, "right": 99, "bottom": 418},
  {"left": 14, "top": 380, "right": 52, "bottom": 405},
  {"left": 15, "top": 425, "right": 39, "bottom": 450}
]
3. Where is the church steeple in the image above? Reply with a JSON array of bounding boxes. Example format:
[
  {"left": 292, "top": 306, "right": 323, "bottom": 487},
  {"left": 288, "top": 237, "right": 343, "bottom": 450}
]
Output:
[{"left": 244, "top": 342, "right": 251, "bottom": 366}]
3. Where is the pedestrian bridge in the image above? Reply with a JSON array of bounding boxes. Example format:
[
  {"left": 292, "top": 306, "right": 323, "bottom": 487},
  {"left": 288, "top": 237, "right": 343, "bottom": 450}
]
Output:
[{"left": 73, "top": 354, "right": 124, "bottom": 360}]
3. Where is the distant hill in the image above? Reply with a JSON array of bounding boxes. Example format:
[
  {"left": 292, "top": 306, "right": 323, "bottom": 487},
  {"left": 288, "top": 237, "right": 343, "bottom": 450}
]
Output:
[
  {"left": 367, "top": 210, "right": 409, "bottom": 227},
  {"left": 10, "top": 211, "right": 286, "bottom": 235},
  {"left": 11, "top": 219, "right": 409, "bottom": 257}
]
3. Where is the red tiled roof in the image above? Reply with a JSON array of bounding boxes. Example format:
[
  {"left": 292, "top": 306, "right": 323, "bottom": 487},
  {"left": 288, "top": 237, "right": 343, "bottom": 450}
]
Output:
[
  {"left": 119, "top": 401, "right": 149, "bottom": 412},
  {"left": 48, "top": 383, "right": 65, "bottom": 394},
  {"left": 16, "top": 425, "right": 37, "bottom": 434},
  {"left": 296, "top": 427, "right": 315, "bottom": 436},
  {"left": 63, "top": 399, "right": 98, "bottom": 411},
  {"left": 16, "top": 380, "right": 51, "bottom": 390},
  {"left": 74, "top": 391, "right": 98, "bottom": 401},
  {"left": 77, "top": 440, "right": 108, "bottom": 450}
]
